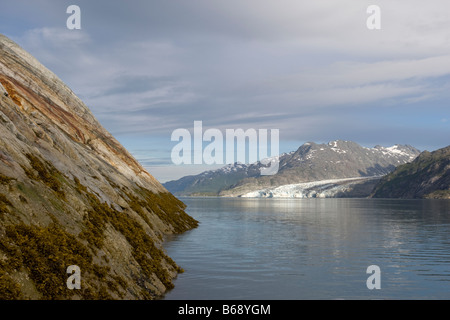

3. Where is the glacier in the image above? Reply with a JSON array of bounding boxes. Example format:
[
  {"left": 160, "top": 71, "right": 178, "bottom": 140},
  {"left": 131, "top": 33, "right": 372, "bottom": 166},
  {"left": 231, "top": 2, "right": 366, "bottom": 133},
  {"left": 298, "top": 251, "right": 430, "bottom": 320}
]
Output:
[{"left": 240, "top": 176, "right": 381, "bottom": 198}]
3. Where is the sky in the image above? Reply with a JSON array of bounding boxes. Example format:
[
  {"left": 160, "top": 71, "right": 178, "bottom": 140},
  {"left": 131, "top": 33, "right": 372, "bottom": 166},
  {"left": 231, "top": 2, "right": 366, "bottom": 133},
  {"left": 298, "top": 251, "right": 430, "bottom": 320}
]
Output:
[{"left": 1, "top": 0, "right": 449, "bottom": 182}]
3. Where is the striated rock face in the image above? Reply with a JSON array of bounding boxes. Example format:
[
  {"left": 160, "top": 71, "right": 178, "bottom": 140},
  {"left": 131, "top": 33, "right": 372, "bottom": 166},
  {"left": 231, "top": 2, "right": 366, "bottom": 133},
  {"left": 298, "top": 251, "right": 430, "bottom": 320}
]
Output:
[
  {"left": 0, "top": 34, "right": 197, "bottom": 300},
  {"left": 371, "top": 145, "right": 450, "bottom": 199}
]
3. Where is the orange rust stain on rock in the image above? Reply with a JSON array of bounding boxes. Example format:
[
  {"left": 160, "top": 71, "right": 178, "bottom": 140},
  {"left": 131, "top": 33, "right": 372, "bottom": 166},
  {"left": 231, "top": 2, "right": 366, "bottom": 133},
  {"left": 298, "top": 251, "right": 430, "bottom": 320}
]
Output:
[
  {"left": 0, "top": 77, "right": 22, "bottom": 107},
  {"left": 2, "top": 75, "right": 87, "bottom": 144},
  {"left": 0, "top": 75, "right": 150, "bottom": 178}
]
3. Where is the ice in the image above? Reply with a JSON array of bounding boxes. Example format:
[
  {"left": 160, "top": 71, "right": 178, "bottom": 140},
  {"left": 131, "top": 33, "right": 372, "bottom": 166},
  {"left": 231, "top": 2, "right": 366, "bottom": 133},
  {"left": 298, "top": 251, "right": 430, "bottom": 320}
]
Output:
[{"left": 241, "top": 176, "right": 379, "bottom": 198}]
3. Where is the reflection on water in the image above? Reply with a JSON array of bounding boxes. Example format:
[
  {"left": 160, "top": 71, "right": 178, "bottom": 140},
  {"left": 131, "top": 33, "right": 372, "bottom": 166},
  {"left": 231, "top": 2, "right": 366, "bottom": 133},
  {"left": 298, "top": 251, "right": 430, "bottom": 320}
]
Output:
[{"left": 163, "top": 198, "right": 450, "bottom": 300}]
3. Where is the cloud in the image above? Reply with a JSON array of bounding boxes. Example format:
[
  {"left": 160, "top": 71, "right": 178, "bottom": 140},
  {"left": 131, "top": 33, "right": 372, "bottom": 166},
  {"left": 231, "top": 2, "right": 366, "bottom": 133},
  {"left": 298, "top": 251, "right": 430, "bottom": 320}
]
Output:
[
  {"left": 3, "top": 1, "right": 450, "bottom": 180},
  {"left": 281, "top": 56, "right": 450, "bottom": 89},
  {"left": 22, "top": 27, "right": 91, "bottom": 46}
]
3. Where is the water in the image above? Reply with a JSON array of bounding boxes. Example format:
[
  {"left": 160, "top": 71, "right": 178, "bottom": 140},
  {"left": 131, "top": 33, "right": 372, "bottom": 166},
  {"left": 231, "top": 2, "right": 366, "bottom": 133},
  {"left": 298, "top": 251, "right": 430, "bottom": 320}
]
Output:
[{"left": 163, "top": 197, "right": 450, "bottom": 300}]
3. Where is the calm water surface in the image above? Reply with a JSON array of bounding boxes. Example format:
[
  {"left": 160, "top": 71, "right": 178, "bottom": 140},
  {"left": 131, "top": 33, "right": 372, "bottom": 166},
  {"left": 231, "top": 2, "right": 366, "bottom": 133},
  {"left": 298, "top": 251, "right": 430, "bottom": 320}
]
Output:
[{"left": 163, "top": 198, "right": 450, "bottom": 300}]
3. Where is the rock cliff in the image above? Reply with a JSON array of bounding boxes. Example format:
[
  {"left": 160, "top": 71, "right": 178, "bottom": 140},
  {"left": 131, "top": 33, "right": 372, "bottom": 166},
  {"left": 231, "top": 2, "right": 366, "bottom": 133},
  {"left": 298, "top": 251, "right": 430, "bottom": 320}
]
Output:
[
  {"left": 371, "top": 145, "right": 450, "bottom": 199},
  {"left": 0, "top": 34, "right": 197, "bottom": 300}
]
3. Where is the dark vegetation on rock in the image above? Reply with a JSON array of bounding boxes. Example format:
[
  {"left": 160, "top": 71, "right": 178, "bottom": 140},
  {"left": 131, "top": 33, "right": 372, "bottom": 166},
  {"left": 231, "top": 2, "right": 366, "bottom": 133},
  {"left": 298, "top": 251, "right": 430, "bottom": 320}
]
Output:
[{"left": 371, "top": 146, "right": 450, "bottom": 199}]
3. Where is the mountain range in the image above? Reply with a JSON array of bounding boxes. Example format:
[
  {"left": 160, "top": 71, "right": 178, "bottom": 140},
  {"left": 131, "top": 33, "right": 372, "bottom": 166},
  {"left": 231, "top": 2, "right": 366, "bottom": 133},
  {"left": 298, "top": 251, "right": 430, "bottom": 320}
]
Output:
[
  {"left": 164, "top": 140, "right": 421, "bottom": 197},
  {"left": 0, "top": 34, "right": 197, "bottom": 299}
]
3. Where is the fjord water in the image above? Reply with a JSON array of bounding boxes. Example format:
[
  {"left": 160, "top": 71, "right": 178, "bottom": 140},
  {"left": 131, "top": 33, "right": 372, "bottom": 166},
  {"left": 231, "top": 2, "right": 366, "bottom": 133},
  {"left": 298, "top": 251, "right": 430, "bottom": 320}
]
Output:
[{"left": 163, "top": 198, "right": 450, "bottom": 300}]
